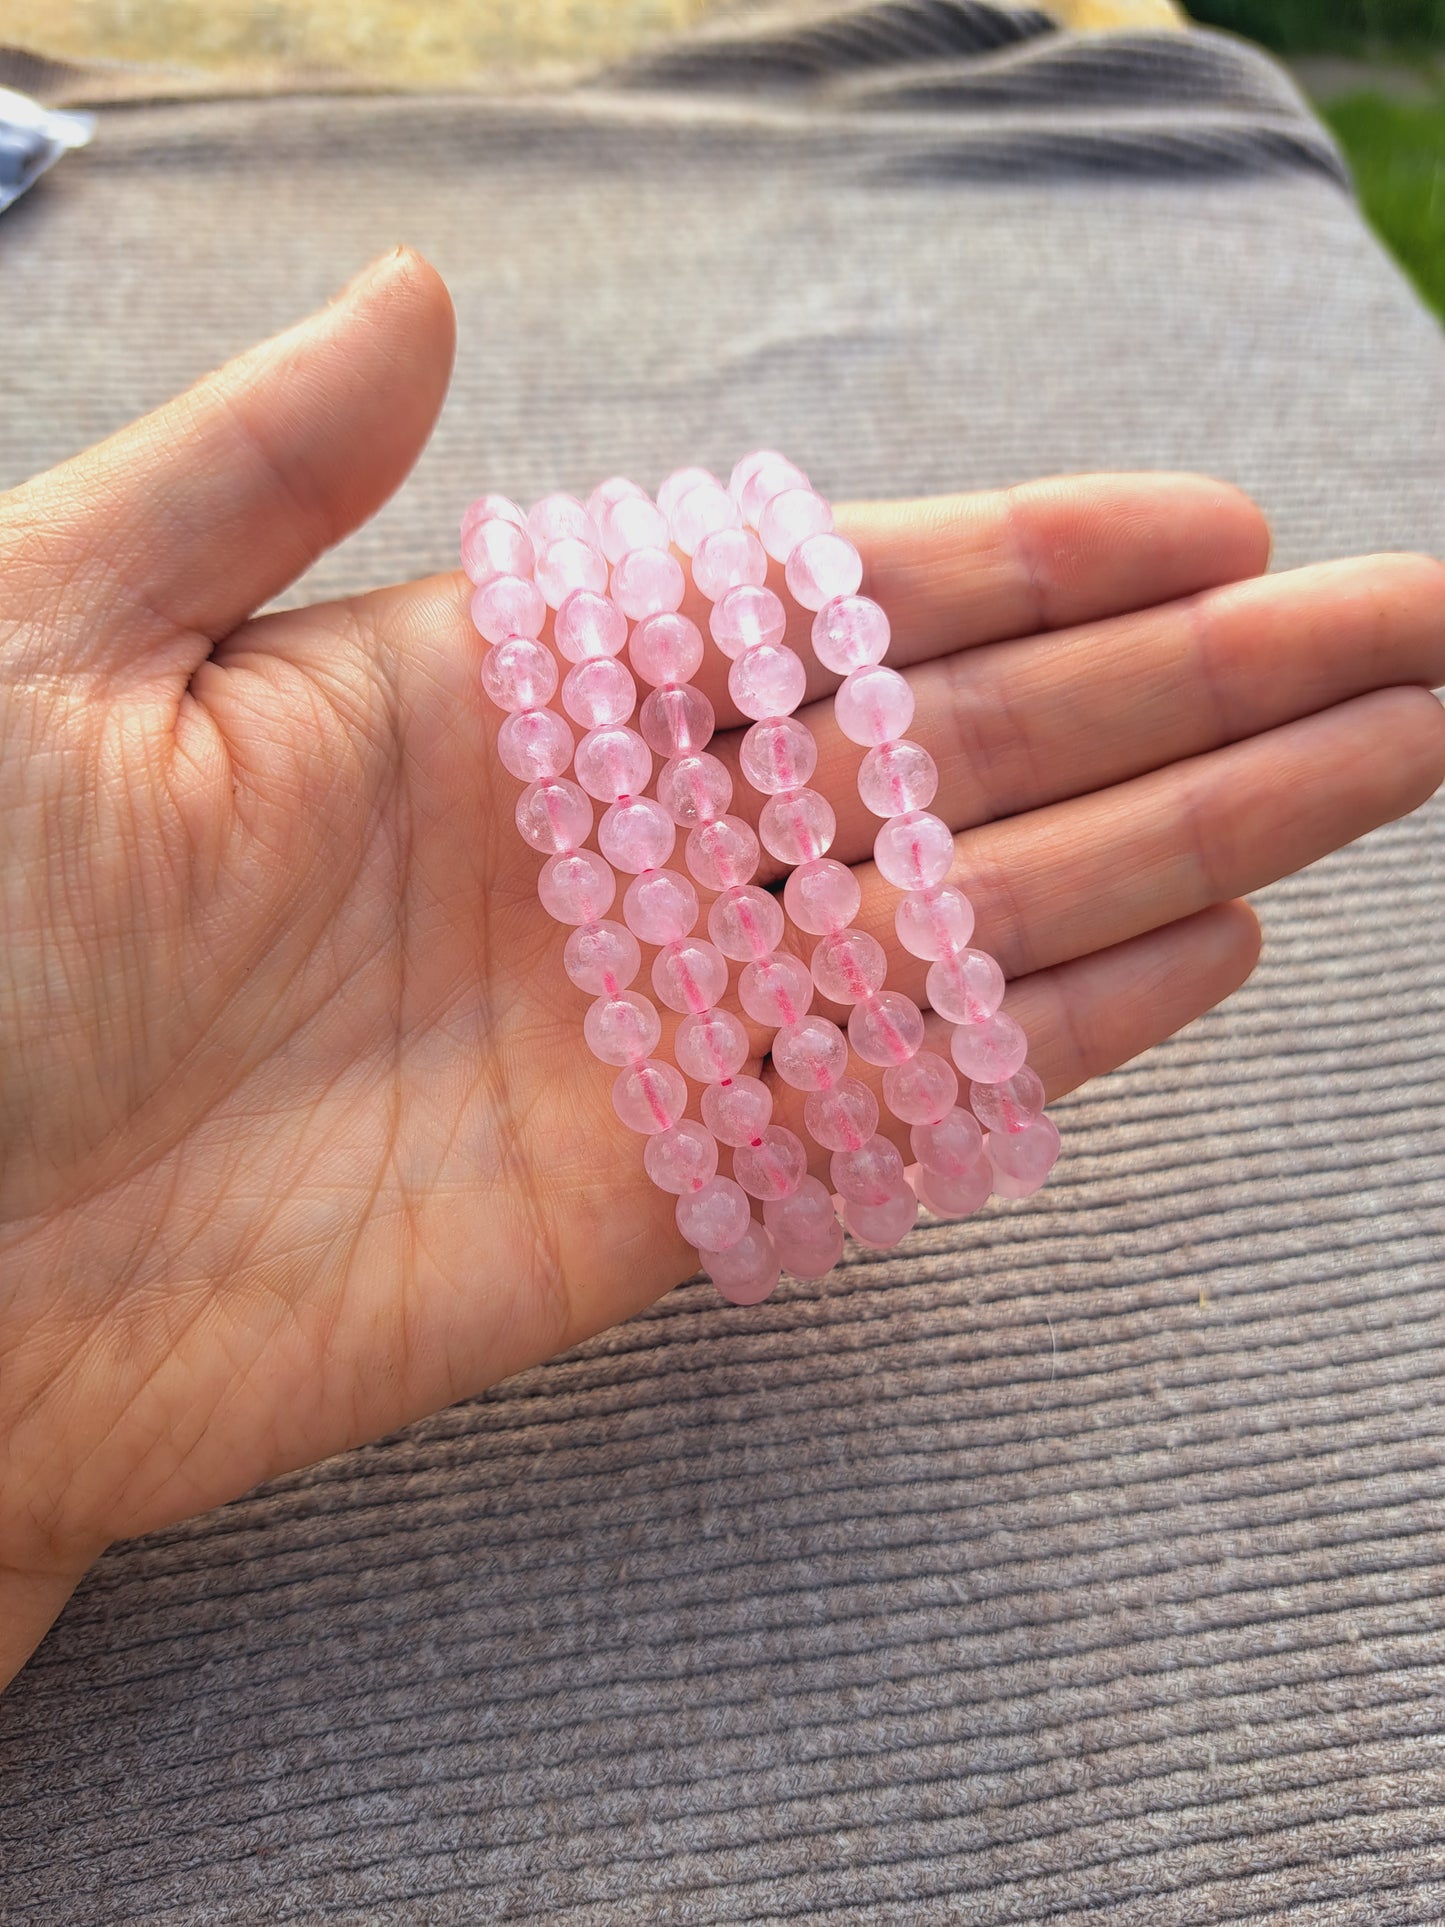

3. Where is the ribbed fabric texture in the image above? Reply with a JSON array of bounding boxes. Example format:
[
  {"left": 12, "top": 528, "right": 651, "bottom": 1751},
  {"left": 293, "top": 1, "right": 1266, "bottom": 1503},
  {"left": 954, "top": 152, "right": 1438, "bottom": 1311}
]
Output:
[{"left": 1, "top": 6, "right": 1443, "bottom": 1919}]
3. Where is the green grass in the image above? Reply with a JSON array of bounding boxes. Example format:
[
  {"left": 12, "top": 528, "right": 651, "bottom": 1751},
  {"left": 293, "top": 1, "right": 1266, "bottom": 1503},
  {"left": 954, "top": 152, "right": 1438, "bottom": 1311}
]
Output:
[{"left": 1186, "top": 1, "right": 1445, "bottom": 59}]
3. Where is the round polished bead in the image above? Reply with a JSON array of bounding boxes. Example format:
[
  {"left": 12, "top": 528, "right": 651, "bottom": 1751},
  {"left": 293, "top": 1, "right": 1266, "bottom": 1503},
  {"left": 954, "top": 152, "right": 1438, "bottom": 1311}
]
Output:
[
  {"left": 640, "top": 685, "right": 716, "bottom": 759},
  {"left": 538, "top": 849, "right": 615, "bottom": 926},
  {"left": 678, "top": 1176, "right": 752, "bottom": 1252},
  {"left": 471, "top": 573, "right": 546, "bottom": 644},
  {"left": 462, "top": 492, "right": 526, "bottom": 538},
  {"left": 599, "top": 797, "right": 676, "bottom": 875},
  {"left": 562, "top": 656, "right": 637, "bottom": 729},
  {"left": 611, "top": 547, "right": 686, "bottom": 620},
  {"left": 652, "top": 936, "right": 730, "bottom": 1015},
  {"left": 598, "top": 493, "right": 669, "bottom": 563},
  {"left": 786, "top": 531, "right": 863, "bottom": 612},
  {"left": 844, "top": 1186, "right": 918, "bottom": 1251},
  {"left": 671, "top": 480, "right": 741, "bottom": 555},
  {"left": 729, "top": 643, "right": 808, "bottom": 723},
  {"left": 926, "top": 948, "right": 1006, "bottom": 1026},
  {"left": 883, "top": 1049, "right": 958, "bottom": 1126},
  {"left": 573, "top": 725, "right": 652, "bottom": 803},
  {"left": 835, "top": 664, "right": 915, "bottom": 747},
  {"left": 481, "top": 636, "right": 558, "bottom": 713},
  {"left": 896, "top": 885, "right": 976, "bottom": 961},
  {"left": 738, "top": 952, "right": 814, "bottom": 1027},
  {"left": 497, "top": 707, "right": 574, "bottom": 783},
  {"left": 971, "top": 1066, "right": 1047, "bottom": 1136},
  {"left": 733, "top": 1126, "right": 808, "bottom": 1202},
  {"left": 771, "top": 1015, "right": 849, "bottom": 1091},
  {"left": 612, "top": 1058, "right": 688, "bottom": 1135},
  {"left": 732, "top": 450, "right": 809, "bottom": 526},
  {"left": 811, "top": 594, "right": 891, "bottom": 676},
  {"left": 783, "top": 858, "right": 861, "bottom": 937},
  {"left": 950, "top": 1010, "right": 1029, "bottom": 1084},
  {"left": 586, "top": 474, "right": 647, "bottom": 527},
  {"left": 759, "top": 486, "right": 832, "bottom": 562},
  {"left": 675, "top": 1007, "right": 751, "bottom": 1085},
  {"left": 657, "top": 466, "right": 719, "bottom": 522},
  {"left": 644, "top": 1120, "right": 718, "bottom": 1195},
  {"left": 515, "top": 777, "right": 592, "bottom": 855},
  {"left": 804, "top": 1077, "right": 879, "bottom": 1152},
  {"left": 740, "top": 716, "right": 818, "bottom": 795},
  {"left": 657, "top": 751, "right": 733, "bottom": 828},
  {"left": 831, "top": 1133, "right": 906, "bottom": 1208},
  {"left": 810, "top": 928, "right": 887, "bottom": 1006},
  {"left": 859, "top": 740, "right": 938, "bottom": 818},
  {"left": 686, "top": 814, "right": 761, "bottom": 892},
  {"left": 527, "top": 493, "right": 598, "bottom": 548},
  {"left": 692, "top": 526, "right": 768, "bottom": 601},
  {"left": 462, "top": 515, "right": 535, "bottom": 587},
  {"left": 623, "top": 868, "right": 699, "bottom": 946},
  {"left": 760, "top": 788, "right": 836, "bottom": 866},
  {"left": 708, "top": 884, "right": 785, "bottom": 963},
  {"left": 763, "top": 1174, "right": 838, "bottom": 1243},
  {"left": 710, "top": 585, "right": 787, "bottom": 660},
  {"left": 702, "top": 1074, "right": 772, "bottom": 1147},
  {"left": 554, "top": 588, "right": 627, "bottom": 662},
  {"left": 987, "top": 1114, "right": 1061, "bottom": 1196},
  {"left": 916, "top": 1159, "right": 992, "bottom": 1218},
  {"left": 771, "top": 1218, "right": 845, "bottom": 1282},
  {"left": 535, "top": 535, "right": 607, "bottom": 609},
  {"left": 584, "top": 990, "right": 662, "bottom": 1067},
  {"left": 704, "top": 1221, "right": 781, "bottom": 1305},
  {"left": 910, "top": 1106, "right": 985, "bottom": 1178},
  {"left": 849, "top": 991, "right": 926, "bottom": 1067},
  {"left": 563, "top": 918, "right": 640, "bottom": 995},
  {"left": 874, "top": 810, "right": 955, "bottom": 891},
  {"left": 629, "top": 613, "right": 704, "bottom": 689}
]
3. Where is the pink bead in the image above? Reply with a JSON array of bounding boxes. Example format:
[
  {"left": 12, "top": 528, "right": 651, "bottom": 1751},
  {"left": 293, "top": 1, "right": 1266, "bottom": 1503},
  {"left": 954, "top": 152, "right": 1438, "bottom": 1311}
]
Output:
[
  {"left": 657, "top": 752, "right": 733, "bottom": 827},
  {"left": 652, "top": 936, "right": 730, "bottom": 1015},
  {"left": 971, "top": 1067, "right": 1047, "bottom": 1136},
  {"left": 515, "top": 777, "right": 592, "bottom": 855},
  {"left": 783, "top": 858, "right": 862, "bottom": 937},
  {"left": 537, "top": 850, "right": 616, "bottom": 926},
  {"left": 536, "top": 536, "right": 608, "bottom": 609},
  {"left": 686, "top": 814, "right": 761, "bottom": 892},
  {"left": 734, "top": 451, "right": 810, "bottom": 528},
  {"left": 910, "top": 1106, "right": 984, "bottom": 1178},
  {"left": 497, "top": 708, "right": 574, "bottom": 783},
  {"left": 771, "top": 1015, "right": 849, "bottom": 1091},
  {"left": 733, "top": 1125, "right": 808, "bottom": 1202},
  {"left": 804, "top": 1077, "right": 878, "bottom": 1152},
  {"left": 786, "top": 531, "right": 863, "bottom": 612},
  {"left": 586, "top": 475, "right": 646, "bottom": 526},
  {"left": 611, "top": 547, "right": 685, "bottom": 620},
  {"left": 844, "top": 1186, "right": 918, "bottom": 1251},
  {"left": 759, "top": 486, "right": 833, "bottom": 562},
  {"left": 584, "top": 990, "right": 662, "bottom": 1066},
  {"left": 612, "top": 1058, "right": 688, "bottom": 1135},
  {"left": 644, "top": 1119, "right": 719, "bottom": 1195},
  {"left": 729, "top": 643, "right": 808, "bottom": 723},
  {"left": 657, "top": 465, "right": 719, "bottom": 522},
  {"left": 848, "top": 991, "right": 926, "bottom": 1068},
  {"left": 671, "top": 480, "right": 741, "bottom": 555},
  {"left": 554, "top": 589, "right": 627, "bottom": 662},
  {"left": 574, "top": 725, "right": 652, "bottom": 803},
  {"left": 598, "top": 494, "right": 669, "bottom": 563},
  {"left": 562, "top": 656, "right": 637, "bottom": 729},
  {"left": 640, "top": 685, "right": 716, "bottom": 758},
  {"left": 771, "top": 1219, "right": 844, "bottom": 1282},
  {"left": 599, "top": 797, "right": 676, "bottom": 875},
  {"left": 811, "top": 595, "right": 891, "bottom": 676},
  {"left": 462, "top": 515, "right": 534, "bottom": 586},
  {"left": 462, "top": 492, "right": 526, "bottom": 538},
  {"left": 710, "top": 585, "right": 787, "bottom": 660},
  {"left": 481, "top": 636, "right": 558, "bottom": 713},
  {"left": 702, "top": 1074, "right": 772, "bottom": 1147},
  {"left": 950, "top": 1010, "right": 1029, "bottom": 1084},
  {"left": 760, "top": 788, "right": 836, "bottom": 866},
  {"left": 831, "top": 1133, "right": 906, "bottom": 1207},
  {"left": 834, "top": 665, "right": 915, "bottom": 747},
  {"left": 763, "top": 1174, "right": 838, "bottom": 1244},
  {"left": 527, "top": 493, "right": 598, "bottom": 548},
  {"left": 882, "top": 1049, "right": 958, "bottom": 1126},
  {"left": 704, "top": 1221, "right": 781, "bottom": 1305},
  {"left": 859, "top": 741, "right": 938, "bottom": 818},
  {"left": 676, "top": 1007, "right": 751, "bottom": 1084},
  {"left": 471, "top": 574, "right": 546, "bottom": 644},
  {"left": 874, "top": 810, "right": 955, "bottom": 891},
  {"left": 563, "top": 918, "right": 641, "bottom": 995},
  {"left": 740, "top": 716, "right": 818, "bottom": 794},
  {"left": 987, "top": 1115, "right": 1061, "bottom": 1196},
  {"left": 927, "top": 948, "right": 1006, "bottom": 1026},
  {"left": 896, "top": 885, "right": 976, "bottom": 961},
  {"left": 916, "top": 1159, "right": 992, "bottom": 1218},
  {"left": 676, "top": 1176, "right": 752, "bottom": 1252},
  {"left": 630, "top": 613, "right": 705, "bottom": 688},
  {"left": 623, "top": 868, "right": 699, "bottom": 946},
  {"left": 692, "top": 526, "right": 768, "bottom": 601},
  {"left": 738, "top": 952, "right": 814, "bottom": 1027},
  {"left": 810, "top": 928, "right": 887, "bottom": 1005},
  {"left": 708, "top": 884, "right": 786, "bottom": 963}
]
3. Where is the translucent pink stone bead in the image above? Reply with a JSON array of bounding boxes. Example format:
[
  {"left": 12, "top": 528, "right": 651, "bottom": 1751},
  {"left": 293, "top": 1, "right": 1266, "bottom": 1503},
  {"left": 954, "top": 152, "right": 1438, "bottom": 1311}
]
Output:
[
  {"left": 584, "top": 990, "right": 662, "bottom": 1067},
  {"left": 759, "top": 789, "right": 836, "bottom": 866},
  {"left": 844, "top": 1187, "right": 918, "bottom": 1251},
  {"left": 675, "top": 1007, "right": 750, "bottom": 1085},
  {"left": 497, "top": 708, "right": 574, "bottom": 783},
  {"left": 763, "top": 1174, "right": 840, "bottom": 1246},
  {"left": 702, "top": 1074, "right": 772, "bottom": 1147},
  {"left": 773, "top": 1223, "right": 844, "bottom": 1281},
  {"left": 471, "top": 573, "right": 546, "bottom": 644},
  {"left": 671, "top": 480, "right": 741, "bottom": 555},
  {"left": 834, "top": 665, "right": 915, "bottom": 747},
  {"left": 731, "top": 450, "right": 808, "bottom": 526},
  {"left": 882, "top": 1049, "right": 958, "bottom": 1126},
  {"left": 644, "top": 1119, "right": 718, "bottom": 1195},
  {"left": 573, "top": 725, "right": 652, "bottom": 803},
  {"left": 738, "top": 952, "right": 814, "bottom": 1027},
  {"left": 810, "top": 929, "right": 887, "bottom": 1006},
  {"left": 462, "top": 515, "right": 534, "bottom": 586},
  {"left": 784, "top": 858, "right": 862, "bottom": 937},
  {"left": 848, "top": 990, "right": 926, "bottom": 1067},
  {"left": 759, "top": 486, "right": 832, "bottom": 563},
  {"left": 950, "top": 1010, "right": 1029, "bottom": 1084},
  {"left": 786, "top": 531, "right": 863, "bottom": 612},
  {"left": 640, "top": 685, "right": 716, "bottom": 759},
  {"left": 657, "top": 466, "right": 719, "bottom": 522},
  {"left": 804, "top": 1077, "right": 879, "bottom": 1152},
  {"left": 623, "top": 868, "right": 699, "bottom": 946},
  {"left": 916, "top": 1160, "right": 992, "bottom": 1218},
  {"left": 481, "top": 636, "right": 558, "bottom": 714},
  {"left": 599, "top": 797, "right": 676, "bottom": 875},
  {"left": 971, "top": 1066, "right": 1047, "bottom": 1136},
  {"left": 987, "top": 1115, "right": 1061, "bottom": 1197},
  {"left": 538, "top": 850, "right": 616, "bottom": 926},
  {"left": 811, "top": 595, "right": 891, "bottom": 676},
  {"left": 771, "top": 1015, "right": 849, "bottom": 1091},
  {"left": 611, "top": 547, "right": 685, "bottom": 620},
  {"left": 896, "top": 885, "right": 976, "bottom": 961},
  {"left": 652, "top": 937, "right": 729, "bottom": 1015},
  {"left": 710, "top": 585, "right": 787, "bottom": 659},
  {"left": 563, "top": 919, "right": 640, "bottom": 995},
  {"left": 832, "top": 1134, "right": 906, "bottom": 1207},
  {"left": 612, "top": 1058, "right": 688, "bottom": 1135},
  {"left": 733, "top": 1126, "right": 808, "bottom": 1202},
  {"left": 685, "top": 815, "right": 761, "bottom": 892},
  {"left": 462, "top": 492, "right": 526, "bottom": 538},
  {"left": 562, "top": 656, "right": 636, "bottom": 729},
  {"left": 586, "top": 474, "right": 646, "bottom": 526},
  {"left": 704, "top": 1221, "right": 781, "bottom": 1306},
  {"left": 527, "top": 493, "right": 598, "bottom": 548},
  {"left": 676, "top": 1176, "right": 752, "bottom": 1252},
  {"left": 657, "top": 751, "right": 733, "bottom": 827},
  {"left": 692, "top": 526, "right": 768, "bottom": 601},
  {"left": 874, "top": 810, "right": 955, "bottom": 892},
  {"left": 515, "top": 777, "right": 592, "bottom": 855},
  {"left": 598, "top": 494, "right": 669, "bottom": 563},
  {"left": 708, "top": 884, "right": 785, "bottom": 963},
  {"left": 729, "top": 643, "right": 808, "bottom": 722},
  {"left": 910, "top": 1106, "right": 985, "bottom": 1178},
  {"left": 554, "top": 588, "right": 627, "bottom": 662},
  {"left": 926, "top": 948, "right": 1006, "bottom": 1026},
  {"left": 535, "top": 536, "right": 608, "bottom": 609},
  {"left": 629, "top": 613, "right": 705, "bottom": 688},
  {"left": 740, "top": 716, "right": 818, "bottom": 794},
  {"left": 859, "top": 741, "right": 939, "bottom": 818}
]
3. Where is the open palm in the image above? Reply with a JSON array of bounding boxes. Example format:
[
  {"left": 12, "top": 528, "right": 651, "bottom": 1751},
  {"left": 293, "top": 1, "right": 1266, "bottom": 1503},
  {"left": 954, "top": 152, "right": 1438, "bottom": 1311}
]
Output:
[{"left": 3, "top": 250, "right": 1442, "bottom": 1684}]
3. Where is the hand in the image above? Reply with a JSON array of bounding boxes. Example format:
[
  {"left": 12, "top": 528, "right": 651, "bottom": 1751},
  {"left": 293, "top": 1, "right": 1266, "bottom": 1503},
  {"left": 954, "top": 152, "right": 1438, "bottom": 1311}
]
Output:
[{"left": 3, "top": 249, "right": 1442, "bottom": 1686}]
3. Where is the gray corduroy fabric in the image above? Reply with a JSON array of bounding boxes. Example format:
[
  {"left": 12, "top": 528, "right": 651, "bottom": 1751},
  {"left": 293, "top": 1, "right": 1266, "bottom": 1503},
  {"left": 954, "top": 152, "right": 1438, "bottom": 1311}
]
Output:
[{"left": 2, "top": 6, "right": 1444, "bottom": 1920}]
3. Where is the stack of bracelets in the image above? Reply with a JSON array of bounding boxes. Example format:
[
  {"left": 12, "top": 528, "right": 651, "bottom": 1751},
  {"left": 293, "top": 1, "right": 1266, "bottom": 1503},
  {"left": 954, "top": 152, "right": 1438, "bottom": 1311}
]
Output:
[{"left": 462, "top": 453, "right": 1061, "bottom": 1306}]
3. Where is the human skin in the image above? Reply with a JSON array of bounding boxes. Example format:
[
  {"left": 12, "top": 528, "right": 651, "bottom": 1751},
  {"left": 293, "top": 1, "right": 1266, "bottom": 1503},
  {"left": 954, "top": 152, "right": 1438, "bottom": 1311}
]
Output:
[{"left": 2, "top": 247, "right": 1442, "bottom": 1688}]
